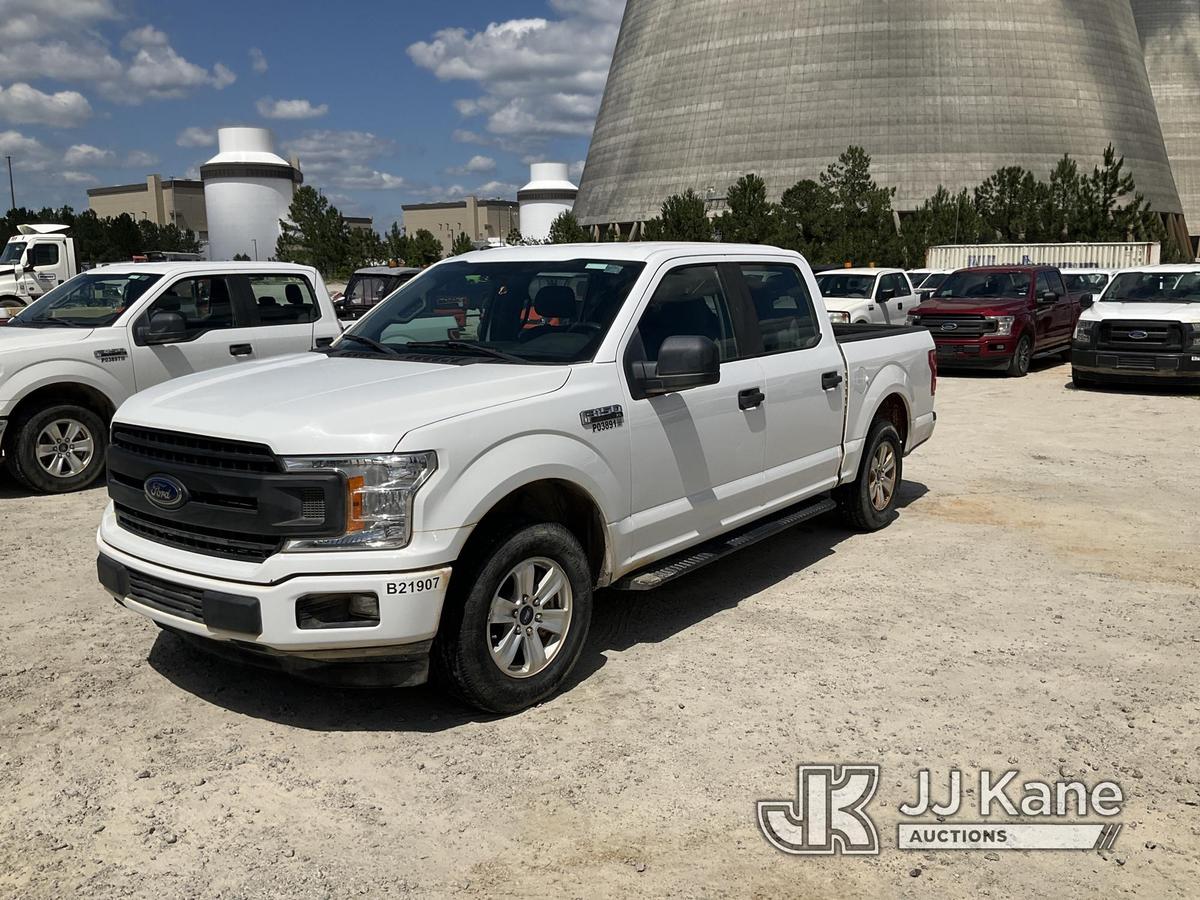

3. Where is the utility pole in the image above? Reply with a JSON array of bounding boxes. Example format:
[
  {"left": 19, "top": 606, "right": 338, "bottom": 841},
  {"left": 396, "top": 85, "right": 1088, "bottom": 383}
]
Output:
[
  {"left": 5, "top": 156, "right": 14, "bottom": 212},
  {"left": 252, "top": 238, "right": 258, "bottom": 260}
]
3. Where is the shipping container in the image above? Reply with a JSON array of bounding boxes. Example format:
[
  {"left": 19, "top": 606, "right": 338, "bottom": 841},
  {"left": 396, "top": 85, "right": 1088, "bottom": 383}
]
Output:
[{"left": 926, "top": 242, "right": 1160, "bottom": 270}]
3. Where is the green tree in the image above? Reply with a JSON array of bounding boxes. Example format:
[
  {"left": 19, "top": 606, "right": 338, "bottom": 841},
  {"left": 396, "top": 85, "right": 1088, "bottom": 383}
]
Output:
[
  {"left": 505, "top": 227, "right": 525, "bottom": 246},
  {"left": 974, "top": 166, "right": 1047, "bottom": 241},
  {"left": 1043, "top": 155, "right": 1084, "bottom": 242},
  {"left": 818, "top": 146, "right": 901, "bottom": 265},
  {"left": 406, "top": 229, "right": 443, "bottom": 267},
  {"left": 899, "top": 186, "right": 985, "bottom": 267},
  {"left": 716, "top": 174, "right": 775, "bottom": 244},
  {"left": 774, "top": 178, "right": 835, "bottom": 262},
  {"left": 107, "top": 213, "right": 142, "bottom": 260},
  {"left": 451, "top": 231, "right": 475, "bottom": 255},
  {"left": 644, "top": 189, "right": 712, "bottom": 242},
  {"left": 383, "top": 221, "right": 411, "bottom": 263},
  {"left": 232, "top": 252, "right": 251, "bottom": 261},
  {"left": 547, "top": 210, "right": 589, "bottom": 244},
  {"left": 275, "top": 185, "right": 352, "bottom": 276}
]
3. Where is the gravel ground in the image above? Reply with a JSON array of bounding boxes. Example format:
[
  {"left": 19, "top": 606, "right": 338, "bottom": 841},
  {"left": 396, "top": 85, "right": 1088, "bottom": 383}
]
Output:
[{"left": 1, "top": 362, "right": 1198, "bottom": 899}]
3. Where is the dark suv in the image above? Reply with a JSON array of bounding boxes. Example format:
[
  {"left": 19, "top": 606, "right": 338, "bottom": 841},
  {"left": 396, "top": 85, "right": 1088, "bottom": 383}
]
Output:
[{"left": 908, "top": 266, "right": 1083, "bottom": 376}]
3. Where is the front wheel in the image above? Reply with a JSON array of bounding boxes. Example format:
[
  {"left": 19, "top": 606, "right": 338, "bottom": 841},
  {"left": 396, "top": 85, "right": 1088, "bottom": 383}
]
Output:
[
  {"left": 433, "top": 523, "right": 593, "bottom": 713},
  {"left": 1006, "top": 336, "right": 1033, "bottom": 377},
  {"left": 7, "top": 404, "right": 108, "bottom": 493},
  {"left": 837, "top": 420, "right": 903, "bottom": 532}
]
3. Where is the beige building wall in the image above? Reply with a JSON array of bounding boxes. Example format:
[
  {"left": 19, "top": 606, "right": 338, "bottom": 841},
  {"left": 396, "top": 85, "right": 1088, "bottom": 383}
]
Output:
[
  {"left": 87, "top": 176, "right": 208, "bottom": 239},
  {"left": 402, "top": 197, "right": 520, "bottom": 254}
]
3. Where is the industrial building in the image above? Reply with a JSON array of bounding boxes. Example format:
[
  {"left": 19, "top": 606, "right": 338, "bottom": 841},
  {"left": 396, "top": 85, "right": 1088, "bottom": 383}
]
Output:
[
  {"left": 401, "top": 197, "right": 519, "bottom": 255},
  {"left": 517, "top": 163, "right": 578, "bottom": 242},
  {"left": 87, "top": 176, "right": 207, "bottom": 241},
  {"left": 576, "top": 0, "right": 1195, "bottom": 252}
]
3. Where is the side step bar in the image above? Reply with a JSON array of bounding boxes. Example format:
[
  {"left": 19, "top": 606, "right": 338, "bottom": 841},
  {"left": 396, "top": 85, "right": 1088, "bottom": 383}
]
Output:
[{"left": 612, "top": 495, "right": 838, "bottom": 591}]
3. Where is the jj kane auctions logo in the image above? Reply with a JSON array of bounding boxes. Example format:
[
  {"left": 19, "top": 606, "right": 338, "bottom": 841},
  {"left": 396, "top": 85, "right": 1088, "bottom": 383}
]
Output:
[{"left": 758, "top": 765, "right": 1124, "bottom": 855}]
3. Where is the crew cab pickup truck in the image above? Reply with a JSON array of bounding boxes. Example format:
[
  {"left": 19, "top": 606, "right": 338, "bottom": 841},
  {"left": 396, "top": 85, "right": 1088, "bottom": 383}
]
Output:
[
  {"left": 814, "top": 267, "right": 920, "bottom": 325},
  {"left": 0, "top": 262, "right": 341, "bottom": 493},
  {"left": 907, "top": 265, "right": 1082, "bottom": 376},
  {"left": 96, "top": 243, "right": 937, "bottom": 713},
  {"left": 1072, "top": 264, "right": 1200, "bottom": 387}
]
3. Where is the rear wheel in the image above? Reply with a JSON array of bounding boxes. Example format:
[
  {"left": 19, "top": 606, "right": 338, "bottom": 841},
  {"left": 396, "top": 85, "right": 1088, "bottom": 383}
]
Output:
[
  {"left": 1006, "top": 335, "right": 1033, "bottom": 377},
  {"left": 433, "top": 522, "right": 593, "bottom": 713},
  {"left": 837, "top": 419, "right": 903, "bottom": 532},
  {"left": 8, "top": 403, "right": 107, "bottom": 494}
]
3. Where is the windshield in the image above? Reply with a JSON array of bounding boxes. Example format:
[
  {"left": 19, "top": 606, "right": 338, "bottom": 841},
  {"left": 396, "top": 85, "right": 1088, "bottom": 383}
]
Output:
[
  {"left": 344, "top": 273, "right": 409, "bottom": 307},
  {"left": 919, "top": 273, "right": 948, "bottom": 291},
  {"left": 1104, "top": 271, "right": 1200, "bottom": 303},
  {"left": 1063, "top": 273, "right": 1110, "bottom": 292},
  {"left": 9, "top": 271, "right": 162, "bottom": 328},
  {"left": 342, "top": 259, "right": 645, "bottom": 364},
  {"left": 0, "top": 241, "right": 26, "bottom": 264},
  {"left": 933, "top": 271, "right": 1031, "bottom": 300},
  {"left": 815, "top": 273, "right": 876, "bottom": 298}
]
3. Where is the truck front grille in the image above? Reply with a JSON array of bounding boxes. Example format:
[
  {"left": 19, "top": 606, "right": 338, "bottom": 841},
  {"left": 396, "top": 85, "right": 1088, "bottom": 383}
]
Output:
[
  {"left": 111, "top": 425, "right": 280, "bottom": 474},
  {"left": 1097, "top": 320, "right": 1184, "bottom": 352},
  {"left": 115, "top": 503, "right": 283, "bottom": 562},
  {"left": 918, "top": 316, "right": 995, "bottom": 338},
  {"left": 126, "top": 569, "right": 204, "bottom": 622}
]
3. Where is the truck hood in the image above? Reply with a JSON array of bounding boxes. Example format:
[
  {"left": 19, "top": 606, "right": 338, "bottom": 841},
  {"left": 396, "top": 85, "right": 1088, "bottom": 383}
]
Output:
[
  {"left": 822, "top": 297, "right": 872, "bottom": 315},
  {"left": 1081, "top": 301, "right": 1200, "bottom": 324},
  {"left": 914, "top": 297, "right": 1030, "bottom": 316},
  {"left": 115, "top": 352, "right": 573, "bottom": 454},
  {"left": 0, "top": 326, "right": 95, "bottom": 351}
]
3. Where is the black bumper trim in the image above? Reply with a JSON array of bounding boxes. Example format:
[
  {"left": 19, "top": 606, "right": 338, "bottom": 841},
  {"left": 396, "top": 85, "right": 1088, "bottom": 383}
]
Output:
[{"left": 1073, "top": 348, "right": 1200, "bottom": 380}]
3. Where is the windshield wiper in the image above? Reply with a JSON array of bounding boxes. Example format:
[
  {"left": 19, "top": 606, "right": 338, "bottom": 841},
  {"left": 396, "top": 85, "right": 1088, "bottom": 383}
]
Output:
[
  {"left": 403, "top": 340, "right": 528, "bottom": 364},
  {"left": 16, "top": 318, "right": 81, "bottom": 328},
  {"left": 334, "top": 332, "right": 402, "bottom": 357}
]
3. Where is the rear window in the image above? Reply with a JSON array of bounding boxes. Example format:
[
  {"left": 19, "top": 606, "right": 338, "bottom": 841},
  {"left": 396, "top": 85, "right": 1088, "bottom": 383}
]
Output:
[
  {"left": 247, "top": 274, "right": 319, "bottom": 324},
  {"left": 933, "top": 271, "right": 1031, "bottom": 300}
]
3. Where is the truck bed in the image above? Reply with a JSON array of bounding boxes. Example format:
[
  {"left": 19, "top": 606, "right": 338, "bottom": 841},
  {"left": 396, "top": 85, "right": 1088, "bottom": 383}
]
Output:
[{"left": 833, "top": 322, "right": 928, "bottom": 343}]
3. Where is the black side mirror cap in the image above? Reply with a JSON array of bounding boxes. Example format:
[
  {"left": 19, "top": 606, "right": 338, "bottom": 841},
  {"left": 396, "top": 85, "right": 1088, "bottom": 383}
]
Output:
[
  {"left": 1079, "top": 293, "right": 1095, "bottom": 309},
  {"left": 1039, "top": 290, "right": 1059, "bottom": 304},
  {"left": 142, "top": 310, "right": 187, "bottom": 345},
  {"left": 637, "top": 335, "right": 721, "bottom": 397}
]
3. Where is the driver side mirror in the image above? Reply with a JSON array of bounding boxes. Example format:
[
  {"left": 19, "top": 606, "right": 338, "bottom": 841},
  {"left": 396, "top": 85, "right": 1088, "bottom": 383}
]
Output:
[
  {"left": 142, "top": 310, "right": 187, "bottom": 345},
  {"left": 1038, "top": 290, "right": 1059, "bottom": 304},
  {"left": 1079, "top": 293, "right": 1096, "bottom": 310},
  {"left": 878, "top": 288, "right": 896, "bottom": 302},
  {"left": 635, "top": 335, "right": 720, "bottom": 397}
]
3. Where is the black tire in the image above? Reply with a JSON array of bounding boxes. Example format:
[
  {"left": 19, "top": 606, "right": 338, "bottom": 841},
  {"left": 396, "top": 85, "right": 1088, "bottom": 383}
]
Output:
[
  {"left": 0, "top": 296, "right": 23, "bottom": 311},
  {"left": 1006, "top": 335, "right": 1033, "bottom": 377},
  {"left": 433, "top": 522, "right": 593, "bottom": 713},
  {"left": 837, "top": 419, "right": 903, "bottom": 532},
  {"left": 8, "top": 403, "right": 108, "bottom": 494}
]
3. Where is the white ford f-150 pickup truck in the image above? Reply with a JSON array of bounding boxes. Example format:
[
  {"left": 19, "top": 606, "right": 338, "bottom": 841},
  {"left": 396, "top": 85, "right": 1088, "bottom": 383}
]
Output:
[
  {"left": 96, "top": 243, "right": 937, "bottom": 712},
  {"left": 0, "top": 261, "right": 341, "bottom": 493}
]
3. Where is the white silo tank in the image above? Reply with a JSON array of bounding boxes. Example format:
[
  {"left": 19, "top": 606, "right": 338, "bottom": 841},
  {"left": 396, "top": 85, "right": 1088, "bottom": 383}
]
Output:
[
  {"left": 201, "top": 127, "right": 301, "bottom": 261},
  {"left": 517, "top": 163, "right": 578, "bottom": 242}
]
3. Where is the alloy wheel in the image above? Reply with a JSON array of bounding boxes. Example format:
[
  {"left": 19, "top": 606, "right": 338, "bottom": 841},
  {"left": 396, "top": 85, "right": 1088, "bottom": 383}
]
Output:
[
  {"left": 35, "top": 418, "right": 95, "bottom": 479},
  {"left": 487, "top": 557, "right": 573, "bottom": 679},
  {"left": 867, "top": 442, "right": 897, "bottom": 511}
]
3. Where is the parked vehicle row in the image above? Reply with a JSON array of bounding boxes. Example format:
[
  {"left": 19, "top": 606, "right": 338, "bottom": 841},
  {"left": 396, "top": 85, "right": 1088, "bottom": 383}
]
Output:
[
  {"left": 814, "top": 267, "right": 920, "bottom": 325},
  {"left": 94, "top": 243, "right": 938, "bottom": 713}
]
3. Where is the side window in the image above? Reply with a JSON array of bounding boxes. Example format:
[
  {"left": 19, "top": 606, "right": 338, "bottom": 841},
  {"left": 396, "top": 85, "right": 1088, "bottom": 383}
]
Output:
[
  {"left": 247, "top": 274, "right": 318, "bottom": 325},
  {"left": 891, "top": 273, "right": 911, "bottom": 296},
  {"left": 634, "top": 265, "right": 739, "bottom": 363},
  {"left": 1050, "top": 271, "right": 1067, "bottom": 296},
  {"left": 144, "top": 276, "right": 237, "bottom": 338},
  {"left": 741, "top": 264, "right": 821, "bottom": 353},
  {"left": 30, "top": 243, "right": 60, "bottom": 267}
]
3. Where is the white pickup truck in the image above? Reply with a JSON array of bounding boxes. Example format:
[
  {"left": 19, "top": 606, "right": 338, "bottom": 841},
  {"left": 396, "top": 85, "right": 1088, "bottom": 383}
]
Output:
[
  {"left": 96, "top": 243, "right": 937, "bottom": 712},
  {"left": 0, "top": 223, "right": 79, "bottom": 310},
  {"left": 815, "top": 267, "right": 920, "bottom": 325},
  {"left": 0, "top": 261, "right": 341, "bottom": 493}
]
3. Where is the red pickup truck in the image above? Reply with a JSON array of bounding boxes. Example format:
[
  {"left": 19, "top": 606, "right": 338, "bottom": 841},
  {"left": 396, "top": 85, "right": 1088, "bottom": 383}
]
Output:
[{"left": 907, "top": 266, "right": 1084, "bottom": 377}]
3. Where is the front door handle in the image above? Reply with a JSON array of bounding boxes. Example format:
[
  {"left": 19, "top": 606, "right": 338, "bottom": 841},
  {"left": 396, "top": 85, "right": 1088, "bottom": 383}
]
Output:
[
  {"left": 822, "top": 371, "right": 844, "bottom": 390},
  {"left": 738, "top": 387, "right": 766, "bottom": 410},
  {"left": 229, "top": 343, "right": 253, "bottom": 357}
]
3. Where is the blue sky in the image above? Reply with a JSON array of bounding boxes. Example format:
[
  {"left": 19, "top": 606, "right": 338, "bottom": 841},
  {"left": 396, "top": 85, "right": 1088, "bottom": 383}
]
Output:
[{"left": 0, "top": 0, "right": 625, "bottom": 231}]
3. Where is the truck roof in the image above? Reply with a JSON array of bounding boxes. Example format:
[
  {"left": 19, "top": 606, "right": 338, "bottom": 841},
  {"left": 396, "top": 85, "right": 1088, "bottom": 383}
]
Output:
[
  {"left": 818, "top": 267, "right": 902, "bottom": 277},
  {"left": 354, "top": 265, "right": 421, "bottom": 276},
  {"left": 454, "top": 242, "right": 802, "bottom": 266},
  {"left": 1110, "top": 263, "right": 1200, "bottom": 274},
  {"left": 86, "top": 260, "right": 322, "bottom": 276},
  {"left": 955, "top": 265, "right": 1058, "bottom": 273}
]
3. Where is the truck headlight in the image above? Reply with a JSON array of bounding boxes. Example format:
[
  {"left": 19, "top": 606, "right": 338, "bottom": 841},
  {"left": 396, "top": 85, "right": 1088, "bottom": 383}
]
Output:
[
  {"left": 988, "top": 316, "right": 1016, "bottom": 336},
  {"left": 828, "top": 310, "right": 851, "bottom": 324},
  {"left": 1074, "top": 320, "right": 1098, "bottom": 343},
  {"left": 1190, "top": 324, "right": 1200, "bottom": 349},
  {"left": 281, "top": 452, "right": 437, "bottom": 551},
  {"left": 906, "top": 314, "right": 920, "bottom": 326}
]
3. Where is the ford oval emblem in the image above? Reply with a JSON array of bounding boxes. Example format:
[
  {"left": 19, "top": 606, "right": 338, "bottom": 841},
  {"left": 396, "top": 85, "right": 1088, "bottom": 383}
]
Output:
[
  {"left": 1128, "top": 330, "right": 1148, "bottom": 340},
  {"left": 941, "top": 322, "right": 958, "bottom": 332},
  {"left": 144, "top": 474, "right": 188, "bottom": 511}
]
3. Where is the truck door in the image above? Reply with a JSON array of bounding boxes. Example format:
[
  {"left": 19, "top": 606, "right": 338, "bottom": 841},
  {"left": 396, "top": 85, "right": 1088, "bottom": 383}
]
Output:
[
  {"left": 237, "top": 272, "right": 329, "bottom": 359},
  {"left": 26, "top": 240, "right": 67, "bottom": 298},
  {"left": 736, "top": 262, "right": 845, "bottom": 503},
  {"left": 1034, "top": 270, "right": 1064, "bottom": 347},
  {"left": 1046, "top": 269, "right": 1076, "bottom": 345},
  {"left": 129, "top": 274, "right": 255, "bottom": 391},
  {"left": 874, "top": 273, "right": 909, "bottom": 325},
  {"left": 622, "top": 263, "right": 766, "bottom": 563}
]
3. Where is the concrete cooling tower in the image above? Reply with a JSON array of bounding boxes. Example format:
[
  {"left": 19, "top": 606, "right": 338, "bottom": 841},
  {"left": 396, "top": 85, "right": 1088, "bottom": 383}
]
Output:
[
  {"left": 1133, "top": 0, "right": 1200, "bottom": 250},
  {"left": 575, "top": 0, "right": 1191, "bottom": 248}
]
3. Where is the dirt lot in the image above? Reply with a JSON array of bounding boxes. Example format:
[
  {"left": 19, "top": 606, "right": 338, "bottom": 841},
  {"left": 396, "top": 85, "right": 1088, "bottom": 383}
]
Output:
[{"left": 1, "top": 363, "right": 1198, "bottom": 899}]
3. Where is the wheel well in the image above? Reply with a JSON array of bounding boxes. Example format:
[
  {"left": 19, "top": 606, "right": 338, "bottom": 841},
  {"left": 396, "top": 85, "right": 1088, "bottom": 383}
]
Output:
[
  {"left": 462, "top": 480, "right": 608, "bottom": 585},
  {"left": 6, "top": 383, "right": 115, "bottom": 447},
  {"left": 873, "top": 393, "right": 909, "bottom": 448}
]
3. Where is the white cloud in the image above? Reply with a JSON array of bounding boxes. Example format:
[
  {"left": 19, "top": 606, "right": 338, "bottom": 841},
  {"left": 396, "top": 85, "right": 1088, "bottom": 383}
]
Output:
[
  {"left": 64, "top": 143, "right": 114, "bottom": 166},
  {"left": 249, "top": 47, "right": 268, "bottom": 74},
  {"left": 212, "top": 62, "right": 236, "bottom": 90},
  {"left": 334, "top": 166, "right": 408, "bottom": 190},
  {"left": 0, "top": 82, "right": 92, "bottom": 127},
  {"left": 125, "top": 149, "right": 158, "bottom": 167},
  {"left": 0, "top": 0, "right": 119, "bottom": 43},
  {"left": 0, "top": 129, "right": 51, "bottom": 171},
  {"left": 452, "top": 129, "right": 486, "bottom": 145},
  {"left": 118, "top": 26, "right": 237, "bottom": 99},
  {"left": 407, "top": 0, "right": 624, "bottom": 145},
  {"left": 61, "top": 170, "right": 98, "bottom": 184},
  {"left": 568, "top": 159, "right": 585, "bottom": 180},
  {"left": 176, "top": 126, "right": 215, "bottom": 147},
  {"left": 448, "top": 154, "right": 496, "bottom": 175},
  {"left": 283, "top": 130, "right": 393, "bottom": 172},
  {"left": 256, "top": 97, "right": 329, "bottom": 120}
]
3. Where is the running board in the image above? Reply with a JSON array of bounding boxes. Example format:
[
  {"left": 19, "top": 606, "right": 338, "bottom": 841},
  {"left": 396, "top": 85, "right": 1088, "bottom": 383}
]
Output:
[{"left": 612, "top": 496, "right": 838, "bottom": 591}]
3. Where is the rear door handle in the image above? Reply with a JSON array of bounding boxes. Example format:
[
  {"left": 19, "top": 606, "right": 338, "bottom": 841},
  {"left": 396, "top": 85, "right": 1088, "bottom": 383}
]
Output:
[
  {"left": 738, "top": 387, "right": 766, "bottom": 410},
  {"left": 822, "top": 371, "right": 844, "bottom": 390},
  {"left": 229, "top": 343, "right": 253, "bottom": 357}
]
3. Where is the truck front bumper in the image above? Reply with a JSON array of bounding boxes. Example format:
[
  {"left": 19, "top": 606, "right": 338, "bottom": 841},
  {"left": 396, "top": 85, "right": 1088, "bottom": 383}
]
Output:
[
  {"left": 1073, "top": 348, "right": 1200, "bottom": 384},
  {"left": 96, "top": 537, "right": 453, "bottom": 687},
  {"left": 932, "top": 336, "right": 1015, "bottom": 369}
]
